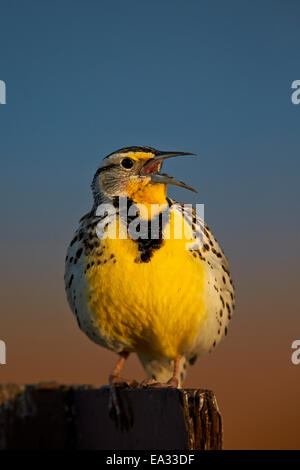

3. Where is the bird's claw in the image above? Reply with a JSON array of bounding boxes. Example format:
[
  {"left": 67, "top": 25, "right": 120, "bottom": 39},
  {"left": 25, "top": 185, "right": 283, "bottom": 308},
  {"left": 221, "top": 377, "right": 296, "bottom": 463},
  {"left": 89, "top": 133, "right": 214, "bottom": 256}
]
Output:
[
  {"left": 109, "top": 374, "right": 139, "bottom": 388},
  {"left": 140, "top": 377, "right": 179, "bottom": 388},
  {"left": 108, "top": 375, "right": 138, "bottom": 429}
]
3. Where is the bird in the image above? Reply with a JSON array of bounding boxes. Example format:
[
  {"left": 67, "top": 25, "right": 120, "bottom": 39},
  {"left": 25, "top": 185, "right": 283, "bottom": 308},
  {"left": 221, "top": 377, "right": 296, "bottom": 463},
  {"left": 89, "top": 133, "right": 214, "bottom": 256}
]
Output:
[{"left": 64, "top": 145, "right": 235, "bottom": 392}]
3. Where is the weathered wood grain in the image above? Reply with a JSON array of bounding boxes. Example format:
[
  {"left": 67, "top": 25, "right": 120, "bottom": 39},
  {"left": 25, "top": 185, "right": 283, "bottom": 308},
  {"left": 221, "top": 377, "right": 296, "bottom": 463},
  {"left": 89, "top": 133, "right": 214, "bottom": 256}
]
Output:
[{"left": 0, "top": 383, "right": 222, "bottom": 450}]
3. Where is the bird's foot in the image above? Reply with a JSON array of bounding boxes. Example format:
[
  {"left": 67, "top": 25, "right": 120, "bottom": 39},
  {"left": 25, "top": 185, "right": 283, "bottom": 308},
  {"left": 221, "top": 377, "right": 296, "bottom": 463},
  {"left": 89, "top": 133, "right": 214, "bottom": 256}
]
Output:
[
  {"left": 139, "top": 377, "right": 157, "bottom": 387},
  {"left": 166, "top": 376, "right": 179, "bottom": 388},
  {"left": 108, "top": 374, "right": 138, "bottom": 429},
  {"left": 109, "top": 374, "right": 139, "bottom": 388},
  {"left": 140, "top": 376, "right": 179, "bottom": 388}
]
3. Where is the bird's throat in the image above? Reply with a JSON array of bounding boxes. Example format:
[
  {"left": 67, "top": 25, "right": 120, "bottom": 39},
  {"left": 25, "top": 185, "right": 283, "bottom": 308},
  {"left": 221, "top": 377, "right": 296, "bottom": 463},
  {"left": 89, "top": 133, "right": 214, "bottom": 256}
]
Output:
[{"left": 125, "top": 180, "right": 167, "bottom": 218}]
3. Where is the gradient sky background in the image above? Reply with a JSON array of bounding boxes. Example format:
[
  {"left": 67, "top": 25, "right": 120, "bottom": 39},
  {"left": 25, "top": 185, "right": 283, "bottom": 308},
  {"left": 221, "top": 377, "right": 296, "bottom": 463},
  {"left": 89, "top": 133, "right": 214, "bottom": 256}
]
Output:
[{"left": 0, "top": 0, "right": 300, "bottom": 449}]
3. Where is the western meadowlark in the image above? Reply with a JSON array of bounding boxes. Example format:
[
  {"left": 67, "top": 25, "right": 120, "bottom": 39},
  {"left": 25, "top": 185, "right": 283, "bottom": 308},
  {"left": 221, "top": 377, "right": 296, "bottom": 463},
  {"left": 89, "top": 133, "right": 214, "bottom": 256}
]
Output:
[{"left": 64, "top": 146, "right": 235, "bottom": 391}]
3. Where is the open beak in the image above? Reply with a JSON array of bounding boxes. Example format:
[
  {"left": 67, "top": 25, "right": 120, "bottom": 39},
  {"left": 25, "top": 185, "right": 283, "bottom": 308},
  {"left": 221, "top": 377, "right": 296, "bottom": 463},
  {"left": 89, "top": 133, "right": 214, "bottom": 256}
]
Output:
[{"left": 140, "top": 151, "right": 198, "bottom": 193}]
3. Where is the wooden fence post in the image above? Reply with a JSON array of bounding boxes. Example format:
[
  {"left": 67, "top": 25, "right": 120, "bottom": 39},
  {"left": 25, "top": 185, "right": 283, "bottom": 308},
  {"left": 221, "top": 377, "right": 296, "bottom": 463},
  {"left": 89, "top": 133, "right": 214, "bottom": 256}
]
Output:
[{"left": 0, "top": 383, "right": 222, "bottom": 450}]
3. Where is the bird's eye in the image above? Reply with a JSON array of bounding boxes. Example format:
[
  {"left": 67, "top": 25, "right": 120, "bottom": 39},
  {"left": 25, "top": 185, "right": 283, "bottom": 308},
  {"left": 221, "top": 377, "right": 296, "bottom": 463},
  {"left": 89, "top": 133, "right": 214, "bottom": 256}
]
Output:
[{"left": 121, "top": 157, "right": 134, "bottom": 169}]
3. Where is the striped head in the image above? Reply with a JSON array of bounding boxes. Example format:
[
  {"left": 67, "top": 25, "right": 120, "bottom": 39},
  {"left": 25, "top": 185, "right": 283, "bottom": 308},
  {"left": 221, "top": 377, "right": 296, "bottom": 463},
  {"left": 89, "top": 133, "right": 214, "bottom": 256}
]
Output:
[{"left": 91, "top": 146, "right": 197, "bottom": 205}]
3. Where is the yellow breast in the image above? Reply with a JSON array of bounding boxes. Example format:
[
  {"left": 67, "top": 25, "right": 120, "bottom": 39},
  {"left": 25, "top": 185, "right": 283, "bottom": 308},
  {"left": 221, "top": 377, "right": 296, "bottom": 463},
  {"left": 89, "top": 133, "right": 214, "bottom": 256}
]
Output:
[{"left": 83, "top": 209, "right": 206, "bottom": 359}]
